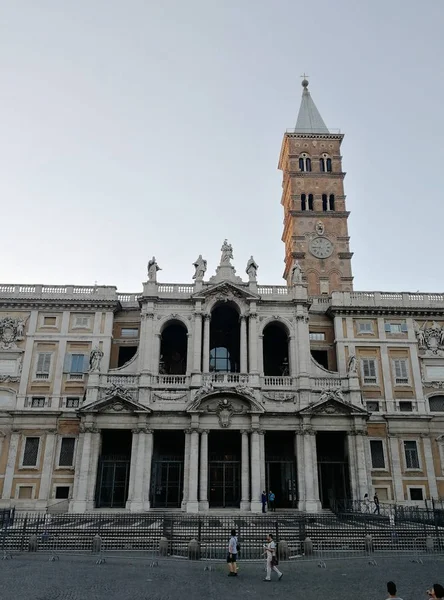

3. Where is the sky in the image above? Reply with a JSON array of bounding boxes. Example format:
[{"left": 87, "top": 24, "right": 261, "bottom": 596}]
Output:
[{"left": 2, "top": 0, "right": 444, "bottom": 293}]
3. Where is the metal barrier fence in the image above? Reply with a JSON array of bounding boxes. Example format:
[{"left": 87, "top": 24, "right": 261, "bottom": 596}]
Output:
[{"left": 333, "top": 499, "right": 444, "bottom": 528}]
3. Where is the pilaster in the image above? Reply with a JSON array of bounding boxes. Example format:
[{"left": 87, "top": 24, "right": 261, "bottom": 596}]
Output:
[
  {"left": 202, "top": 314, "right": 210, "bottom": 373},
  {"left": 422, "top": 437, "right": 438, "bottom": 499},
  {"left": 186, "top": 428, "right": 200, "bottom": 513},
  {"left": 250, "top": 429, "right": 262, "bottom": 512},
  {"left": 38, "top": 431, "right": 57, "bottom": 504},
  {"left": 199, "top": 429, "right": 209, "bottom": 510},
  {"left": 1, "top": 432, "right": 20, "bottom": 501},
  {"left": 240, "top": 315, "right": 248, "bottom": 373},
  {"left": 388, "top": 435, "right": 404, "bottom": 502},
  {"left": 248, "top": 307, "right": 258, "bottom": 373},
  {"left": 240, "top": 430, "right": 250, "bottom": 511}
]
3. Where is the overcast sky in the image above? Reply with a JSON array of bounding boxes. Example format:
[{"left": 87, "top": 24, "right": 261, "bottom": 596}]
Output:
[{"left": 2, "top": 0, "right": 443, "bottom": 293}]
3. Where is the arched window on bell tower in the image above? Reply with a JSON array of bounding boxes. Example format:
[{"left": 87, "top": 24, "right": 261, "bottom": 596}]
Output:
[
  {"left": 299, "top": 153, "right": 312, "bottom": 172},
  {"left": 301, "top": 194, "right": 306, "bottom": 211},
  {"left": 329, "top": 194, "right": 335, "bottom": 211},
  {"left": 308, "top": 194, "right": 314, "bottom": 210},
  {"left": 322, "top": 194, "right": 328, "bottom": 211},
  {"left": 320, "top": 153, "right": 332, "bottom": 172}
]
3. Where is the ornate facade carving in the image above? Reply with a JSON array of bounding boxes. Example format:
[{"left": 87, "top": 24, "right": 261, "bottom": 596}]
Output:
[
  {"left": 414, "top": 321, "right": 444, "bottom": 356},
  {"left": 0, "top": 316, "right": 26, "bottom": 349},
  {"left": 152, "top": 392, "right": 188, "bottom": 402},
  {"left": 210, "top": 398, "right": 246, "bottom": 428},
  {"left": 262, "top": 392, "right": 296, "bottom": 403},
  {"left": 0, "top": 375, "right": 20, "bottom": 383}
]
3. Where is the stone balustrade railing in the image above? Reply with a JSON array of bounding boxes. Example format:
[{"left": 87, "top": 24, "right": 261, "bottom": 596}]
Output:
[
  {"left": 257, "top": 286, "right": 290, "bottom": 296},
  {"left": 210, "top": 373, "right": 241, "bottom": 384},
  {"left": 262, "top": 376, "right": 294, "bottom": 387},
  {"left": 153, "top": 375, "right": 189, "bottom": 386},
  {"left": 332, "top": 291, "right": 444, "bottom": 308},
  {"left": 0, "top": 284, "right": 118, "bottom": 299}
]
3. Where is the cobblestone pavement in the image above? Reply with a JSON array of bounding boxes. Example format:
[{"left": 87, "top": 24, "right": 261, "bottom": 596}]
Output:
[{"left": 0, "top": 554, "right": 443, "bottom": 600}]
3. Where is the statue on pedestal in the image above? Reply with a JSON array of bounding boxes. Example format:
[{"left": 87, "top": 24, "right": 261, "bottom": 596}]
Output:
[
  {"left": 246, "top": 256, "right": 259, "bottom": 282},
  {"left": 291, "top": 260, "right": 303, "bottom": 285},
  {"left": 192, "top": 255, "right": 207, "bottom": 280},
  {"left": 220, "top": 240, "right": 233, "bottom": 266},
  {"left": 147, "top": 257, "right": 161, "bottom": 282}
]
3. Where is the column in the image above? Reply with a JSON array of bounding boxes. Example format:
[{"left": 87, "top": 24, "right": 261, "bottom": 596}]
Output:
[
  {"left": 248, "top": 312, "right": 258, "bottom": 373},
  {"left": 140, "top": 312, "right": 154, "bottom": 372},
  {"left": 380, "top": 346, "right": 395, "bottom": 412},
  {"left": 85, "top": 429, "right": 101, "bottom": 510},
  {"left": 250, "top": 430, "right": 262, "bottom": 512},
  {"left": 240, "top": 315, "right": 248, "bottom": 373},
  {"left": 186, "top": 333, "right": 193, "bottom": 374},
  {"left": 355, "top": 432, "right": 371, "bottom": 499},
  {"left": 288, "top": 335, "right": 295, "bottom": 376},
  {"left": 199, "top": 430, "right": 209, "bottom": 510},
  {"left": 423, "top": 437, "right": 438, "bottom": 499},
  {"left": 182, "top": 430, "right": 191, "bottom": 509},
  {"left": 347, "top": 433, "right": 359, "bottom": 500},
  {"left": 126, "top": 429, "right": 140, "bottom": 507},
  {"left": 142, "top": 430, "right": 154, "bottom": 510},
  {"left": 389, "top": 435, "right": 404, "bottom": 501},
  {"left": 70, "top": 428, "right": 93, "bottom": 512},
  {"left": 202, "top": 315, "right": 211, "bottom": 373},
  {"left": 296, "top": 314, "right": 309, "bottom": 376},
  {"left": 128, "top": 430, "right": 143, "bottom": 511},
  {"left": 240, "top": 430, "right": 250, "bottom": 511},
  {"left": 2, "top": 432, "right": 20, "bottom": 500},
  {"left": 259, "top": 430, "right": 266, "bottom": 494},
  {"left": 258, "top": 334, "right": 264, "bottom": 375},
  {"left": 193, "top": 313, "right": 202, "bottom": 372},
  {"left": 303, "top": 428, "right": 321, "bottom": 512},
  {"left": 153, "top": 333, "right": 161, "bottom": 374},
  {"left": 186, "top": 428, "right": 200, "bottom": 512},
  {"left": 38, "top": 431, "right": 57, "bottom": 503},
  {"left": 295, "top": 432, "right": 305, "bottom": 508}
]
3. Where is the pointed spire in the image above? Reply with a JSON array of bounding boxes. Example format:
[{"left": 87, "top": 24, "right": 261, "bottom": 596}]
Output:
[{"left": 295, "top": 78, "right": 329, "bottom": 134}]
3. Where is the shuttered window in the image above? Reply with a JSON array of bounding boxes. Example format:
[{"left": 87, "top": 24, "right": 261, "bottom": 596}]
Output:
[
  {"left": 404, "top": 441, "right": 420, "bottom": 469},
  {"left": 36, "top": 353, "right": 51, "bottom": 374},
  {"left": 361, "top": 358, "right": 377, "bottom": 384},
  {"left": 63, "top": 354, "right": 89, "bottom": 374},
  {"left": 59, "top": 438, "right": 75, "bottom": 467},
  {"left": 393, "top": 359, "right": 409, "bottom": 385},
  {"left": 22, "top": 437, "right": 40, "bottom": 467}
]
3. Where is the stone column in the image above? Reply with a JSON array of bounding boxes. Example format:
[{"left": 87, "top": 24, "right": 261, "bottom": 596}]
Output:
[
  {"left": 186, "top": 333, "right": 193, "bottom": 374},
  {"left": 199, "top": 430, "right": 209, "bottom": 510},
  {"left": 70, "top": 426, "right": 94, "bottom": 512},
  {"left": 85, "top": 429, "right": 101, "bottom": 510},
  {"left": 347, "top": 432, "right": 359, "bottom": 501},
  {"left": 295, "top": 431, "right": 305, "bottom": 508},
  {"left": 240, "top": 430, "right": 250, "bottom": 511},
  {"left": 288, "top": 335, "right": 295, "bottom": 376},
  {"left": 153, "top": 333, "right": 162, "bottom": 374},
  {"left": 202, "top": 315, "right": 211, "bottom": 373},
  {"left": 423, "top": 436, "right": 438, "bottom": 499},
  {"left": 193, "top": 313, "right": 202, "bottom": 372},
  {"left": 296, "top": 314, "right": 310, "bottom": 376},
  {"left": 250, "top": 430, "right": 262, "bottom": 512},
  {"left": 128, "top": 429, "right": 145, "bottom": 512},
  {"left": 38, "top": 431, "right": 57, "bottom": 503},
  {"left": 240, "top": 315, "right": 248, "bottom": 373},
  {"left": 259, "top": 430, "right": 266, "bottom": 493},
  {"left": 182, "top": 430, "right": 191, "bottom": 509},
  {"left": 258, "top": 334, "right": 264, "bottom": 375},
  {"left": 186, "top": 428, "right": 200, "bottom": 512},
  {"left": 388, "top": 436, "right": 404, "bottom": 502},
  {"left": 142, "top": 430, "right": 154, "bottom": 510},
  {"left": 248, "top": 312, "right": 258, "bottom": 373},
  {"left": 140, "top": 312, "right": 155, "bottom": 372},
  {"left": 2, "top": 432, "right": 20, "bottom": 500},
  {"left": 302, "top": 428, "right": 320, "bottom": 512},
  {"left": 355, "top": 432, "right": 370, "bottom": 499},
  {"left": 126, "top": 429, "right": 140, "bottom": 507}
]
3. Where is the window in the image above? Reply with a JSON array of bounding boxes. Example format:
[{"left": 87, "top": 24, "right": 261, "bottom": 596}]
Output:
[
  {"left": 74, "top": 316, "right": 90, "bottom": 328},
  {"left": 429, "top": 396, "right": 444, "bottom": 412},
  {"left": 66, "top": 396, "right": 80, "bottom": 409},
  {"left": 329, "top": 194, "right": 335, "bottom": 211},
  {"left": 404, "top": 440, "right": 420, "bottom": 469},
  {"left": 17, "top": 486, "right": 33, "bottom": 499},
  {"left": 301, "top": 194, "right": 306, "bottom": 211},
  {"left": 370, "top": 440, "right": 385, "bottom": 468},
  {"left": 311, "top": 349, "right": 329, "bottom": 369},
  {"left": 22, "top": 437, "right": 40, "bottom": 467},
  {"left": 55, "top": 486, "right": 70, "bottom": 499},
  {"left": 409, "top": 487, "right": 424, "bottom": 501},
  {"left": 309, "top": 332, "right": 326, "bottom": 341},
  {"left": 399, "top": 401, "right": 413, "bottom": 412},
  {"left": 320, "top": 154, "right": 332, "bottom": 172},
  {"left": 59, "top": 438, "right": 75, "bottom": 467},
  {"left": 361, "top": 358, "right": 377, "bottom": 384},
  {"left": 210, "top": 347, "right": 231, "bottom": 372},
  {"left": 121, "top": 327, "right": 139, "bottom": 337},
  {"left": 299, "top": 153, "right": 312, "bottom": 172},
  {"left": 63, "top": 353, "right": 88, "bottom": 377},
  {"left": 31, "top": 397, "right": 45, "bottom": 408},
  {"left": 308, "top": 194, "right": 314, "bottom": 210},
  {"left": 322, "top": 193, "right": 328, "bottom": 211},
  {"left": 36, "top": 352, "right": 51, "bottom": 379},
  {"left": 393, "top": 358, "right": 409, "bottom": 385},
  {"left": 366, "top": 401, "right": 380, "bottom": 412},
  {"left": 358, "top": 321, "right": 373, "bottom": 334},
  {"left": 43, "top": 316, "right": 57, "bottom": 327},
  {"left": 385, "top": 322, "right": 408, "bottom": 334}
]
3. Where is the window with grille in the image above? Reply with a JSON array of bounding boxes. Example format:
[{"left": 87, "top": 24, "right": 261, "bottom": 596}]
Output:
[
  {"left": 36, "top": 353, "right": 51, "bottom": 379},
  {"left": 399, "top": 401, "right": 413, "bottom": 412},
  {"left": 358, "top": 321, "right": 373, "bottom": 334},
  {"left": 385, "top": 322, "right": 408, "bottom": 334},
  {"left": 31, "top": 397, "right": 45, "bottom": 408},
  {"left": 429, "top": 396, "right": 444, "bottom": 412},
  {"left": 66, "top": 397, "right": 80, "bottom": 409},
  {"left": 366, "top": 401, "right": 380, "bottom": 412},
  {"left": 361, "top": 358, "right": 377, "bottom": 384},
  {"left": 59, "top": 438, "right": 75, "bottom": 467},
  {"left": 309, "top": 332, "right": 325, "bottom": 341},
  {"left": 393, "top": 359, "right": 409, "bottom": 385},
  {"left": 404, "top": 440, "right": 420, "bottom": 469},
  {"left": 409, "top": 487, "right": 424, "bottom": 501},
  {"left": 55, "top": 486, "right": 70, "bottom": 499},
  {"left": 370, "top": 440, "right": 385, "bottom": 468},
  {"left": 22, "top": 437, "right": 40, "bottom": 467}
]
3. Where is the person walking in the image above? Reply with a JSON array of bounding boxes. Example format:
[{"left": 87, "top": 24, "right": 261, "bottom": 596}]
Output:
[
  {"left": 261, "top": 490, "right": 267, "bottom": 514},
  {"left": 386, "top": 581, "right": 403, "bottom": 600},
  {"left": 363, "top": 493, "right": 370, "bottom": 513},
  {"left": 374, "top": 492, "right": 380, "bottom": 515},
  {"left": 227, "top": 528, "right": 238, "bottom": 577},
  {"left": 427, "top": 584, "right": 444, "bottom": 599},
  {"left": 268, "top": 490, "right": 276, "bottom": 512},
  {"left": 263, "top": 533, "right": 283, "bottom": 582}
]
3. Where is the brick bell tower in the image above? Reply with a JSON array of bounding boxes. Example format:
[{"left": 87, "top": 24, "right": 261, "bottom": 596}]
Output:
[{"left": 278, "top": 78, "right": 353, "bottom": 295}]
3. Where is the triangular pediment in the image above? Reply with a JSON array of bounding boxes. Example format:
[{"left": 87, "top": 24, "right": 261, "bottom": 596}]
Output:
[
  {"left": 193, "top": 281, "right": 259, "bottom": 302},
  {"left": 80, "top": 387, "right": 151, "bottom": 414},
  {"left": 298, "top": 393, "right": 368, "bottom": 417}
]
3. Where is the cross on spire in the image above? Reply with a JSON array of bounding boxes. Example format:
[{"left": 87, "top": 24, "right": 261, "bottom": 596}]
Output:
[{"left": 300, "top": 72, "right": 309, "bottom": 80}]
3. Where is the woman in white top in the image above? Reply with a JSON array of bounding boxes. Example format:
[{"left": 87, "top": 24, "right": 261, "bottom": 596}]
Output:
[
  {"left": 263, "top": 533, "right": 283, "bottom": 582},
  {"left": 227, "top": 528, "right": 238, "bottom": 576}
]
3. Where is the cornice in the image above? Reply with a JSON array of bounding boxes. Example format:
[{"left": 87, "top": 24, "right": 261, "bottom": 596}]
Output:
[
  {"left": 289, "top": 210, "right": 350, "bottom": 218},
  {"left": 0, "top": 298, "right": 119, "bottom": 311},
  {"left": 328, "top": 306, "right": 444, "bottom": 318}
]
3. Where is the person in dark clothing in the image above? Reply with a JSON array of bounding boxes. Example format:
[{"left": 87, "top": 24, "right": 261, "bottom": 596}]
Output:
[
  {"left": 374, "top": 492, "right": 380, "bottom": 515},
  {"left": 261, "top": 490, "right": 267, "bottom": 514}
]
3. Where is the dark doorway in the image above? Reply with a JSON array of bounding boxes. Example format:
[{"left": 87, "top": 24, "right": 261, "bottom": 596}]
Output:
[
  {"left": 96, "top": 430, "right": 132, "bottom": 508},
  {"left": 118, "top": 346, "right": 137, "bottom": 367},
  {"left": 159, "top": 322, "right": 187, "bottom": 374},
  {"left": 311, "top": 349, "right": 329, "bottom": 370},
  {"left": 150, "top": 431, "right": 184, "bottom": 508},
  {"left": 265, "top": 431, "right": 297, "bottom": 508},
  {"left": 210, "top": 304, "right": 240, "bottom": 373},
  {"left": 316, "top": 432, "right": 351, "bottom": 508},
  {"left": 263, "top": 323, "right": 290, "bottom": 375},
  {"left": 208, "top": 431, "right": 241, "bottom": 508}
]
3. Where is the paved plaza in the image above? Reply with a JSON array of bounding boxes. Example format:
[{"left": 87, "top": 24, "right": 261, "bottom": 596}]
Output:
[{"left": 0, "top": 554, "right": 443, "bottom": 600}]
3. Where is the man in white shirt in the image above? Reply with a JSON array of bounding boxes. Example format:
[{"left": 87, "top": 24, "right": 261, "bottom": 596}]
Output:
[
  {"left": 263, "top": 533, "right": 283, "bottom": 582},
  {"left": 227, "top": 528, "right": 238, "bottom": 576}
]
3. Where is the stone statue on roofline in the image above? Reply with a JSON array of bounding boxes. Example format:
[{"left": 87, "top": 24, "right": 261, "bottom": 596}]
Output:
[
  {"left": 220, "top": 239, "right": 233, "bottom": 266},
  {"left": 89, "top": 347, "right": 104, "bottom": 373},
  {"left": 147, "top": 257, "right": 161, "bottom": 282},
  {"left": 246, "top": 256, "right": 259, "bottom": 282},
  {"left": 290, "top": 260, "right": 303, "bottom": 285},
  {"left": 192, "top": 255, "right": 207, "bottom": 280}
]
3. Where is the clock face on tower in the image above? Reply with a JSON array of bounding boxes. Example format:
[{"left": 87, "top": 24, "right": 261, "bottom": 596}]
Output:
[{"left": 309, "top": 236, "right": 334, "bottom": 259}]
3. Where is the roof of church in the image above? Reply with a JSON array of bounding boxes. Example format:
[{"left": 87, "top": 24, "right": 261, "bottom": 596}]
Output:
[{"left": 294, "top": 79, "right": 330, "bottom": 134}]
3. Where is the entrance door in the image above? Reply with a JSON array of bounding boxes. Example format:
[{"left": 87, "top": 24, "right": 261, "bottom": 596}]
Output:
[
  {"left": 151, "top": 460, "right": 183, "bottom": 508},
  {"left": 266, "top": 459, "right": 297, "bottom": 508},
  {"left": 316, "top": 431, "right": 351, "bottom": 509},
  {"left": 208, "top": 461, "right": 240, "bottom": 508},
  {"left": 96, "top": 459, "right": 130, "bottom": 508}
]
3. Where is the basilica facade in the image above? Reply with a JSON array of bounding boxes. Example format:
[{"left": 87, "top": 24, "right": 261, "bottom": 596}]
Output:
[{"left": 0, "top": 81, "right": 443, "bottom": 513}]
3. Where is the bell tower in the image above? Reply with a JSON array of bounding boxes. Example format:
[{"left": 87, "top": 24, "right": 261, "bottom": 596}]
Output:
[{"left": 278, "top": 79, "right": 353, "bottom": 295}]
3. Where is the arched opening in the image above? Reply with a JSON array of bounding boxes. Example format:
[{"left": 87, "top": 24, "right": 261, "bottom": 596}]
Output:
[
  {"left": 429, "top": 396, "right": 444, "bottom": 412},
  {"left": 159, "top": 322, "right": 187, "bottom": 374},
  {"left": 329, "top": 194, "right": 335, "bottom": 211},
  {"left": 301, "top": 193, "right": 306, "bottom": 211},
  {"left": 210, "top": 304, "right": 240, "bottom": 373},
  {"left": 263, "top": 322, "right": 290, "bottom": 376},
  {"left": 308, "top": 193, "right": 314, "bottom": 210},
  {"left": 322, "top": 194, "right": 328, "bottom": 211},
  {"left": 299, "top": 153, "right": 312, "bottom": 172},
  {"left": 320, "top": 154, "right": 332, "bottom": 172}
]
